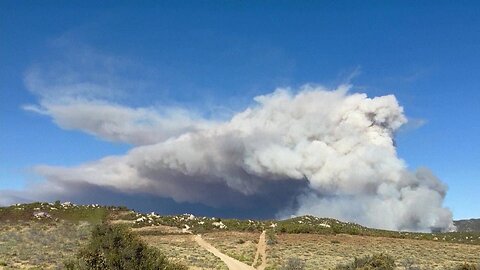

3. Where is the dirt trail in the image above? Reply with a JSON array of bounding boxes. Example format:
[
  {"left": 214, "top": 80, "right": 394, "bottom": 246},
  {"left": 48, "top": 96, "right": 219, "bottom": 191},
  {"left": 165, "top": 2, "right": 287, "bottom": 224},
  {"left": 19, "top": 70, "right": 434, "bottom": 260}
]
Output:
[
  {"left": 252, "top": 231, "right": 267, "bottom": 270},
  {"left": 194, "top": 234, "right": 256, "bottom": 270}
]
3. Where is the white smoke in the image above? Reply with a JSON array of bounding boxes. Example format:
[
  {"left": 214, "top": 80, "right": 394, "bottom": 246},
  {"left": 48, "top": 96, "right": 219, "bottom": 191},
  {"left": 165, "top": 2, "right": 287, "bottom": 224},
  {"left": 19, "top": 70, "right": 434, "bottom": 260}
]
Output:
[
  {"left": 23, "top": 56, "right": 215, "bottom": 146},
  {"left": 23, "top": 100, "right": 215, "bottom": 145},
  {"left": 15, "top": 84, "right": 454, "bottom": 231}
]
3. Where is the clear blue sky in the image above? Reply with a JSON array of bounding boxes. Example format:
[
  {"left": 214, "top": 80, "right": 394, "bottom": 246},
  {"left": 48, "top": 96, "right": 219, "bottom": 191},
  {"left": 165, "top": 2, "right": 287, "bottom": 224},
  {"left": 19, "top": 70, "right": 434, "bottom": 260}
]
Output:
[{"left": 1, "top": 1, "right": 479, "bottom": 219}]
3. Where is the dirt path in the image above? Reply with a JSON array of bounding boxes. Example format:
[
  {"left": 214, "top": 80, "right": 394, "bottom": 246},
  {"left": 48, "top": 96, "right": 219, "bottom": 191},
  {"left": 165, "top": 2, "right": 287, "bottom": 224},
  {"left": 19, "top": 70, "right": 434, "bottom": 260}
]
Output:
[
  {"left": 251, "top": 231, "right": 267, "bottom": 270},
  {"left": 194, "top": 234, "right": 256, "bottom": 270}
]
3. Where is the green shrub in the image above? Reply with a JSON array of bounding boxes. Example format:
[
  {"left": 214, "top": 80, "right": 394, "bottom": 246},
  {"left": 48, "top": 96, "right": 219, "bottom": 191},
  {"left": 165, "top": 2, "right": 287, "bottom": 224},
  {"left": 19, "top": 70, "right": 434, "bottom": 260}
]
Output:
[
  {"left": 334, "top": 253, "right": 395, "bottom": 270},
  {"left": 280, "top": 257, "right": 305, "bottom": 270},
  {"left": 65, "top": 223, "right": 186, "bottom": 270},
  {"left": 266, "top": 229, "right": 277, "bottom": 245}
]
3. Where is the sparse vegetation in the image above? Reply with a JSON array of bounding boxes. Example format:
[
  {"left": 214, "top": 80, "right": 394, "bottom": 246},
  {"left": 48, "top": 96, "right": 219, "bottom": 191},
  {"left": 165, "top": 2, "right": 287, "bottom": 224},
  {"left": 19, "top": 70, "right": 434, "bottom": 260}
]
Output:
[
  {"left": 0, "top": 202, "right": 121, "bottom": 224},
  {"left": 266, "top": 229, "right": 278, "bottom": 245},
  {"left": 1, "top": 202, "right": 480, "bottom": 269},
  {"left": 9, "top": 202, "right": 470, "bottom": 247},
  {"left": 0, "top": 221, "right": 93, "bottom": 268},
  {"left": 274, "top": 216, "right": 480, "bottom": 245},
  {"left": 334, "top": 253, "right": 395, "bottom": 270},
  {"left": 266, "top": 233, "right": 480, "bottom": 270},
  {"left": 454, "top": 263, "right": 479, "bottom": 270},
  {"left": 201, "top": 231, "right": 259, "bottom": 265},
  {"left": 280, "top": 257, "right": 305, "bottom": 270},
  {"left": 64, "top": 223, "right": 186, "bottom": 270},
  {"left": 142, "top": 234, "right": 228, "bottom": 269},
  {"left": 401, "top": 257, "right": 420, "bottom": 270}
]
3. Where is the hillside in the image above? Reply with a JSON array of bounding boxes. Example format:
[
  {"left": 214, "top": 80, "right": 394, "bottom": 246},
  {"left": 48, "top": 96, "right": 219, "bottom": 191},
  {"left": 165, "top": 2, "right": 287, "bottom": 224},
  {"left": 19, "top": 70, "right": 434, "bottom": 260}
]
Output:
[
  {"left": 1, "top": 202, "right": 480, "bottom": 245},
  {"left": 455, "top": 218, "right": 480, "bottom": 232},
  {"left": 1, "top": 202, "right": 480, "bottom": 269}
]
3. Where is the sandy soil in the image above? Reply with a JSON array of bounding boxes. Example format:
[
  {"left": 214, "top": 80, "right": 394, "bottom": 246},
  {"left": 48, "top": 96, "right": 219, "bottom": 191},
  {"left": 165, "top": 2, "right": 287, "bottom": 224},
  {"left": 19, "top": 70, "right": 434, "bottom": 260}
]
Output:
[{"left": 252, "top": 231, "right": 266, "bottom": 270}]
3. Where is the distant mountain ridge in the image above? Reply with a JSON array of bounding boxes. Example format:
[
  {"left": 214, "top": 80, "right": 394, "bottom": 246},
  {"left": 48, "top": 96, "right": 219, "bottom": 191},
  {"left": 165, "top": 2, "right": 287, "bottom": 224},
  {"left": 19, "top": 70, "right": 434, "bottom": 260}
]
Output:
[{"left": 454, "top": 218, "right": 480, "bottom": 232}]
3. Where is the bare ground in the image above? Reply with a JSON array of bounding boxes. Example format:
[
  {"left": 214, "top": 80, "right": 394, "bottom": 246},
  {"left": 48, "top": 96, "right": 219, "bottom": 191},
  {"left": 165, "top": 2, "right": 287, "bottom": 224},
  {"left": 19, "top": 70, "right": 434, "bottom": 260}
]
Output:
[{"left": 252, "top": 231, "right": 267, "bottom": 270}]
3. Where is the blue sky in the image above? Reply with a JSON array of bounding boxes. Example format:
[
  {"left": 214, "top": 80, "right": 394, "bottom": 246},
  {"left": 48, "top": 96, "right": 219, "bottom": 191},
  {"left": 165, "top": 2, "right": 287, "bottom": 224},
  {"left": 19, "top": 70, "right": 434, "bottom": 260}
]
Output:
[{"left": 1, "top": 1, "right": 479, "bottom": 220}]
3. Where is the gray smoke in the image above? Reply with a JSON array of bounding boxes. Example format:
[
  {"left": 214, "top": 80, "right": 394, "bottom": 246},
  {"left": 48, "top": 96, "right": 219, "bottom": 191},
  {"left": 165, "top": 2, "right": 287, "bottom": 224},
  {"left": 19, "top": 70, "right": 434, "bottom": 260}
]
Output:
[{"left": 10, "top": 83, "right": 454, "bottom": 232}]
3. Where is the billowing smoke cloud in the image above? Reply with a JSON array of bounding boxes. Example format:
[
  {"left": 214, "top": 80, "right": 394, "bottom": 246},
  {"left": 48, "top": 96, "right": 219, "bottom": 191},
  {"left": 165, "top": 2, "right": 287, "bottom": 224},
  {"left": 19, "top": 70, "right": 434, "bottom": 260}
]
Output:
[{"left": 11, "top": 81, "right": 454, "bottom": 232}]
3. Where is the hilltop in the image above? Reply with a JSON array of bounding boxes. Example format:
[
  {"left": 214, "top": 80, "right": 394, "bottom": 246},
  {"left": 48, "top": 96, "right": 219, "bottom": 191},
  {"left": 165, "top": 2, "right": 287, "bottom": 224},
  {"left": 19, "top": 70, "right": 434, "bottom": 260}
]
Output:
[{"left": 0, "top": 201, "right": 117, "bottom": 223}]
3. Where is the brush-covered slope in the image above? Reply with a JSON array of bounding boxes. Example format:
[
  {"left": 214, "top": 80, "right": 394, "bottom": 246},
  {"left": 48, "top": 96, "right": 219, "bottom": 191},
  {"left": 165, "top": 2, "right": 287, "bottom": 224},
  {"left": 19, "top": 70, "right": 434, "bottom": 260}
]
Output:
[
  {"left": 0, "top": 201, "right": 125, "bottom": 224},
  {"left": 2, "top": 202, "right": 480, "bottom": 246},
  {"left": 454, "top": 218, "right": 480, "bottom": 232}
]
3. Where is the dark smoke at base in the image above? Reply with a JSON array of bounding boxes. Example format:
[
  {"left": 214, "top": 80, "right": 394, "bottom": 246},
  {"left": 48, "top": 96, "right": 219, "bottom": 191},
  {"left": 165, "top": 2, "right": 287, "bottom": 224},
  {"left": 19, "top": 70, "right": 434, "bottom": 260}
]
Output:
[
  {"left": 0, "top": 179, "right": 309, "bottom": 220},
  {"left": 4, "top": 85, "right": 455, "bottom": 232}
]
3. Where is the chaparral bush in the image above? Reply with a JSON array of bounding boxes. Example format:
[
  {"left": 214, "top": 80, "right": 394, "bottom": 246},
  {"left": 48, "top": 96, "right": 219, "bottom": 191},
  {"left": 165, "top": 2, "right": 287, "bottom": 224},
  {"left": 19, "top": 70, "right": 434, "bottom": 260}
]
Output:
[
  {"left": 65, "top": 223, "right": 186, "bottom": 270},
  {"left": 334, "top": 253, "right": 395, "bottom": 270}
]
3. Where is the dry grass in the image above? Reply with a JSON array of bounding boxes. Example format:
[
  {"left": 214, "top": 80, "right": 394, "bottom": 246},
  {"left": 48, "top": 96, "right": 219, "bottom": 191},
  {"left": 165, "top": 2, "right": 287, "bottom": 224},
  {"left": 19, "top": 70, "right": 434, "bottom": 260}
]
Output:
[
  {"left": 1, "top": 222, "right": 478, "bottom": 270},
  {"left": 266, "top": 233, "right": 480, "bottom": 270},
  {"left": 0, "top": 221, "right": 92, "bottom": 269},
  {"left": 202, "top": 231, "right": 260, "bottom": 265},
  {"left": 132, "top": 224, "right": 187, "bottom": 235},
  {"left": 142, "top": 234, "right": 228, "bottom": 270},
  {"left": 143, "top": 231, "right": 480, "bottom": 270}
]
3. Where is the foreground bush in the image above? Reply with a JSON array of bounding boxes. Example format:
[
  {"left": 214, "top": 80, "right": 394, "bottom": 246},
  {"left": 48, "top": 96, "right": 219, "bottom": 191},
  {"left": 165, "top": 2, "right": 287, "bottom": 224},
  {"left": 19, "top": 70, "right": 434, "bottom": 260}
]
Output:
[
  {"left": 65, "top": 223, "right": 186, "bottom": 270},
  {"left": 334, "top": 253, "right": 395, "bottom": 270}
]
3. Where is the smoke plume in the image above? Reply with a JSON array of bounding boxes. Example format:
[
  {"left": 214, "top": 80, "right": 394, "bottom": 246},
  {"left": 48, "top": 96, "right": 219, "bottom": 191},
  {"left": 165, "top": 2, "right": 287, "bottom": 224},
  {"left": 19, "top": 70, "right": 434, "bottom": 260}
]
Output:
[{"left": 10, "top": 83, "right": 454, "bottom": 232}]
